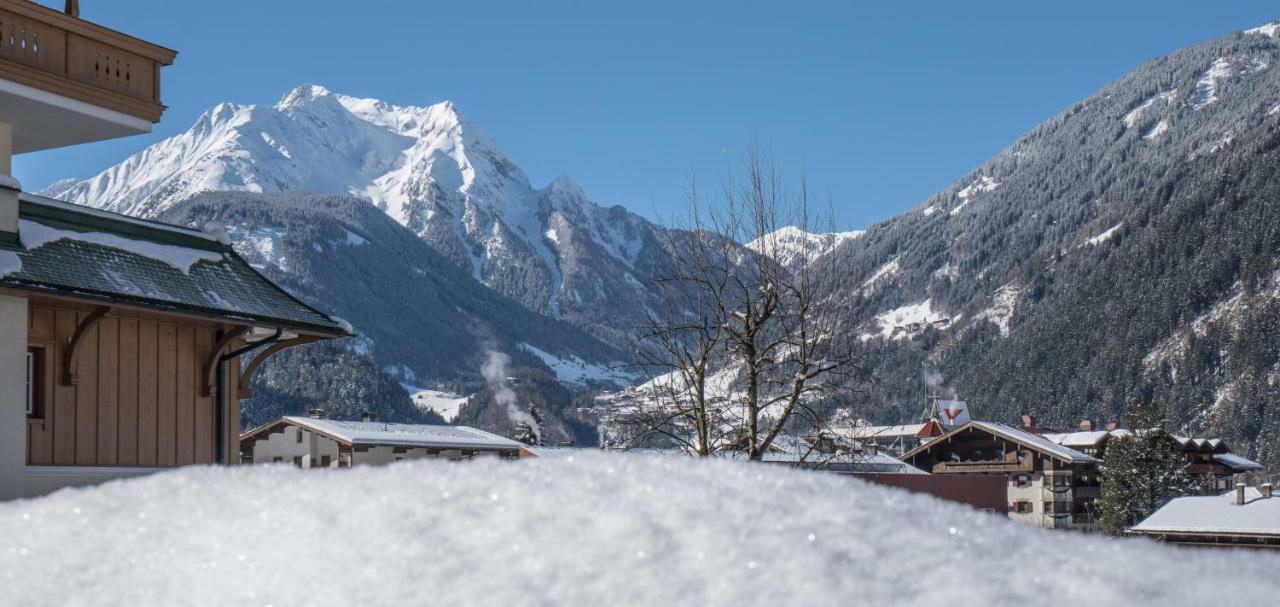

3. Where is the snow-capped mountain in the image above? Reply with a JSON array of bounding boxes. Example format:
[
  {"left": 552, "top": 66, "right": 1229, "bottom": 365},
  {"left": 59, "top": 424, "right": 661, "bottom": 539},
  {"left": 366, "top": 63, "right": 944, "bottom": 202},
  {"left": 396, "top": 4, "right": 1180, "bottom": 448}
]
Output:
[{"left": 43, "top": 85, "right": 662, "bottom": 346}]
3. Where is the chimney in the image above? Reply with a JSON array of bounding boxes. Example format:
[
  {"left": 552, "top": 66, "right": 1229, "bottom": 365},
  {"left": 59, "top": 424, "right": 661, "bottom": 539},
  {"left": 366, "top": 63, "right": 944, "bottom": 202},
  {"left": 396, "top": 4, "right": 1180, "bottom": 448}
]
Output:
[
  {"left": 1235, "top": 482, "right": 1246, "bottom": 506},
  {"left": 1079, "top": 419, "right": 1095, "bottom": 431},
  {"left": 1263, "top": 483, "right": 1273, "bottom": 499},
  {"left": 361, "top": 410, "right": 376, "bottom": 423},
  {"left": 307, "top": 408, "right": 326, "bottom": 419},
  {"left": 1021, "top": 415, "right": 1037, "bottom": 430},
  {"left": 1105, "top": 422, "right": 1119, "bottom": 432}
]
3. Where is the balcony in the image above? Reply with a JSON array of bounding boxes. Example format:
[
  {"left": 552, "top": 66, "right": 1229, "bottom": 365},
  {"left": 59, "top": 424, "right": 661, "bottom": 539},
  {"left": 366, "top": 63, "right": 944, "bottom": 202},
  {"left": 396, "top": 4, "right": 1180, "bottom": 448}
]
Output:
[
  {"left": 0, "top": 1, "right": 175, "bottom": 152},
  {"left": 932, "top": 457, "right": 1033, "bottom": 474}
]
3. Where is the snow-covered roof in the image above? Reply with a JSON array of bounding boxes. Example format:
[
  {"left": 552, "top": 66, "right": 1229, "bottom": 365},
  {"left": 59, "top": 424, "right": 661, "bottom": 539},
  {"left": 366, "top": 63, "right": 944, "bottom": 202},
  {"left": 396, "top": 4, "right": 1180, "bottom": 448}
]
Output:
[
  {"left": 1040, "top": 430, "right": 1111, "bottom": 448},
  {"left": 1213, "top": 452, "right": 1263, "bottom": 472},
  {"left": 847, "top": 424, "right": 927, "bottom": 439},
  {"left": 966, "top": 421, "right": 1098, "bottom": 463},
  {"left": 1131, "top": 487, "right": 1280, "bottom": 536},
  {"left": 280, "top": 417, "right": 522, "bottom": 451},
  {"left": 2, "top": 195, "right": 348, "bottom": 336}
]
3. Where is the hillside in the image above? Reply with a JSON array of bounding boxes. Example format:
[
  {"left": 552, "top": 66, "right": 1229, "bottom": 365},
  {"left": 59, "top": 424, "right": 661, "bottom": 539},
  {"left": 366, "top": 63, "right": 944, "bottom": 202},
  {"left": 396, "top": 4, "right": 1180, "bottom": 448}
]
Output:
[{"left": 781, "top": 22, "right": 1280, "bottom": 466}]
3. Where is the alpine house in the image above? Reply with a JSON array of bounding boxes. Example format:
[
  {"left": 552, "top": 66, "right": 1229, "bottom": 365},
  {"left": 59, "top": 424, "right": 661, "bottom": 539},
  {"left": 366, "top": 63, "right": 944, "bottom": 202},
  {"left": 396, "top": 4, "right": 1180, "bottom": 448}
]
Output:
[{"left": 0, "top": 1, "right": 348, "bottom": 499}]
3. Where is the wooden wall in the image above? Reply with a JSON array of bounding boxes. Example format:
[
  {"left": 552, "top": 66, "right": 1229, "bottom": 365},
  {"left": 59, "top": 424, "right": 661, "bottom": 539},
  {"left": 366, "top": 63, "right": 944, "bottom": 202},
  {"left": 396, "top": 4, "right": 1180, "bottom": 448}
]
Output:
[{"left": 25, "top": 301, "right": 242, "bottom": 468}]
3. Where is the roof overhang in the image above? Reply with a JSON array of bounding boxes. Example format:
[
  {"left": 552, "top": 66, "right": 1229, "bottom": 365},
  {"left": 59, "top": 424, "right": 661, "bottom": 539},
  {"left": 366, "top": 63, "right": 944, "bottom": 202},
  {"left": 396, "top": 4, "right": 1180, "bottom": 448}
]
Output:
[{"left": 0, "top": 77, "right": 152, "bottom": 153}]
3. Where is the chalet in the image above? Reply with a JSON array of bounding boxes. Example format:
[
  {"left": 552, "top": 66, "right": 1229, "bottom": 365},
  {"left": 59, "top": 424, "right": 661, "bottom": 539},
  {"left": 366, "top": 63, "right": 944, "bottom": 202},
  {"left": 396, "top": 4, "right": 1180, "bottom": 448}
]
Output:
[
  {"left": 839, "top": 420, "right": 946, "bottom": 457},
  {"left": 1040, "top": 425, "right": 1264, "bottom": 491},
  {"left": 901, "top": 421, "right": 1101, "bottom": 530},
  {"left": 1129, "top": 483, "right": 1280, "bottom": 550},
  {"left": 239, "top": 414, "right": 524, "bottom": 467},
  {"left": 0, "top": 1, "right": 349, "bottom": 498}
]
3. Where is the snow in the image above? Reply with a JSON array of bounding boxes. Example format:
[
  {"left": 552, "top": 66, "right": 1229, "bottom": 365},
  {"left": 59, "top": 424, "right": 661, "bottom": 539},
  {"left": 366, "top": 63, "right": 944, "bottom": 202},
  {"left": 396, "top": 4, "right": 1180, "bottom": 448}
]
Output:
[
  {"left": 1141, "top": 119, "right": 1170, "bottom": 140},
  {"left": 18, "top": 219, "right": 224, "bottom": 275},
  {"left": 544, "top": 227, "right": 559, "bottom": 244},
  {"left": 0, "top": 250, "right": 20, "bottom": 277},
  {"left": 861, "top": 256, "right": 900, "bottom": 291},
  {"left": 1245, "top": 22, "right": 1280, "bottom": 38},
  {"left": 228, "top": 225, "right": 288, "bottom": 269},
  {"left": 279, "top": 416, "right": 520, "bottom": 450},
  {"left": 1132, "top": 487, "right": 1280, "bottom": 535},
  {"left": 1191, "top": 58, "right": 1233, "bottom": 111},
  {"left": 1083, "top": 223, "right": 1122, "bottom": 246},
  {"left": 0, "top": 454, "right": 1276, "bottom": 605},
  {"left": 407, "top": 388, "right": 469, "bottom": 423},
  {"left": 1041, "top": 431, "right": 1111, "bottom": 449},
  {"left": 1213, "top": 452, "right": 1263, "bottom": 471},
  {"left": 341, "top": 227, "right": 368, "bottom": 246},
  {"left": 328, "top": 316, "right": 355, "bottom": 335},
  {"left": 519, "top": 343, "right": 635, "bottom": 387},
  {"left": 746, "top": 226, "right": 864, "bottom": 269},
  {"left": 922, "top": 204, "right": 939, "bottom": 216},
  {"left": 1122, "top": 90, "right": 1176, "bottom": 129},
  {"left": 866, "top": 300, "right": 952, "bottom": 341},
  {"left": 952, "top": 175, "right": 999, "bottom": 215},
  {"left": 974, "top": 283, "right": 1021, "bottom": 337}
]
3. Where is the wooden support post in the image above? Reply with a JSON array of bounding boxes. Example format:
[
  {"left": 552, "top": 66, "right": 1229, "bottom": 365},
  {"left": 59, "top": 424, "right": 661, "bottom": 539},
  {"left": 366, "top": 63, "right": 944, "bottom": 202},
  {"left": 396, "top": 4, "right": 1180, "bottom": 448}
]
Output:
[
  {"left": 201, "top": 326, "right": 248, "bottom": 397},
  {"left": 237, "top": 336, "right": 321, "bottom": 398},
  {"left": 62, "top": 306, "right": 109, "bottom": 386}
]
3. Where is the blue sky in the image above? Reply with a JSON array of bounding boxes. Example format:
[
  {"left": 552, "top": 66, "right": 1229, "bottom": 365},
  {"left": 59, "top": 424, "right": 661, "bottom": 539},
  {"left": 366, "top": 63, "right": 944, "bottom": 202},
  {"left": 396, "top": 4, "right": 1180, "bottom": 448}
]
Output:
[{"left": 15, "top": 1, "right": 1280, "bottom": 230}]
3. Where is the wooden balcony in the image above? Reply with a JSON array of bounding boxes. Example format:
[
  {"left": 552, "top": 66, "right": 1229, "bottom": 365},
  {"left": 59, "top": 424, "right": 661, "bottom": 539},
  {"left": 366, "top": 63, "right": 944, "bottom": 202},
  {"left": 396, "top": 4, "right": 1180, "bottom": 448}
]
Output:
[
  {"left": 0, "top": 1, "right": 174, "bottom": 151},
  {"left": 932, "top": 458, "right": 1033, "bottom": 474}
]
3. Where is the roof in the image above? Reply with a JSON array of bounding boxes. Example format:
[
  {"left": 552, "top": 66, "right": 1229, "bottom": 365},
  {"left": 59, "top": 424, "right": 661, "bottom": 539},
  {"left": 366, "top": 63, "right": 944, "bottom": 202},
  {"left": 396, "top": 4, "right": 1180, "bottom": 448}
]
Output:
[
  {"left": 1041, "top": 430, "right": 1111, "bottom": 448},
  {"left": 276, "top": 416, "right": 523, "bottom": 451},
  {"left": 1131, "top": 488, "right": 1280, "bottom": 536},
  {"left": 846, "top": 424, "right": 927, "bottom": 439},
  {"left": 903, "top": 420, "right": 1098, "bottom": 463},
  {"left": 0, "top": 195, "right": 347, "bottom": 336},
  {"left": 1213, "top": 452, "right": 1264, "bottom": 472}
]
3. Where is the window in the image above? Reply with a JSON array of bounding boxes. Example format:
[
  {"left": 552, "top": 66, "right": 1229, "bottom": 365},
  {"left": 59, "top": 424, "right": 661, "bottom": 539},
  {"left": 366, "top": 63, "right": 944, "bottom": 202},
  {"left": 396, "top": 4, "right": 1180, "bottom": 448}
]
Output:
[
  {"left": 320, "top": 455, "right": 332, "bottom": 468},
  {"left": 1015, "top": 475, "right": 1030, "bottom": 488},
  {"left": 292, "top": 456, "right": 303, "bottom": 467},
  {"left": 295, "top": 429, "right": 303, "bottom": 444},
  {"left": 25, "top": 346, "right": 48, "bottom": 419},
  {"left": 273, "top": 456, "right": 283, "bottom": 463},
  {"left": 339, "top": 452, "right": 352, "bottom": 467},
  {"left": 1013, "top": 501, "right": 1032, "bottom": 513}
]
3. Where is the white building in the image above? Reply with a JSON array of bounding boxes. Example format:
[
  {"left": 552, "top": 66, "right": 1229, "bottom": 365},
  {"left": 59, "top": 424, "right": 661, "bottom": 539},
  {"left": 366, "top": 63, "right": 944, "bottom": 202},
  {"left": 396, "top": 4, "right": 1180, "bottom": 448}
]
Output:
[{"left": 240, "top": 415, "right": 524, "bottom": 467}]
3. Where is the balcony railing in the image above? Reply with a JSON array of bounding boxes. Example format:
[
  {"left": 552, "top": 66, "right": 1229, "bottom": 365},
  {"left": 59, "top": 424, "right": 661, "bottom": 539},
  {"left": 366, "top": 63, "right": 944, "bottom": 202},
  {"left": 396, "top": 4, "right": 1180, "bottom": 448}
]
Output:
[{"left": 0, "top": 1, "right": 174, "bottom": 122}]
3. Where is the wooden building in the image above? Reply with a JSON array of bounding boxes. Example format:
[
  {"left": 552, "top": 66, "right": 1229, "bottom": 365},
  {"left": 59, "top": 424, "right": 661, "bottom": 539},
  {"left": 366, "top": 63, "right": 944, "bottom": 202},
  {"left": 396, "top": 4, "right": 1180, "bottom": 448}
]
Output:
[
  {"left": 1040, "top": 427, "right": 1263, "bottom": 491},
  {"left": 240, "top": 414, "right": 523, "bottom": 467},
  {"left": 0, "top": 2, "right": 347, "bottom": 499},
  {"left": 1129, "top": 483, "right": 1280, "bottom": 550},
  {"left": 900, "top": 421, "right": 1101, "bottom": 530}
]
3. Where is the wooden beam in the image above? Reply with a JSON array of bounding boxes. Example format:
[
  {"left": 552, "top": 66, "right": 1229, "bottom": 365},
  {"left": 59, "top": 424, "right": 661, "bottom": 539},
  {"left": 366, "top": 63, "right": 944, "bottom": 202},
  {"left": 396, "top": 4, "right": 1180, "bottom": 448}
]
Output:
[
  {"left": 61, "top": 305, "right": 108, "bottom": 386},
  {"left": 200, "top": 326, "right": 248, "bottom": 397},
  {"left": 237, "top": 337, "right": 321, "bottom": 398},
  {"left": 64, "top": 0, "right": 78, "bottom": 18}
]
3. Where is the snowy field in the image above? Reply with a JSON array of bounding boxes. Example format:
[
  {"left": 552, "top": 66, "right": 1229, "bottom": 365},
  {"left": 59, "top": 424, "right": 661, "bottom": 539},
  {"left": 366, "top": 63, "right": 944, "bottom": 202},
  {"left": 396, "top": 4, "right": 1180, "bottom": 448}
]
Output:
[{"left": 0, "top": 455, "right": 1274, "bottom": 606}]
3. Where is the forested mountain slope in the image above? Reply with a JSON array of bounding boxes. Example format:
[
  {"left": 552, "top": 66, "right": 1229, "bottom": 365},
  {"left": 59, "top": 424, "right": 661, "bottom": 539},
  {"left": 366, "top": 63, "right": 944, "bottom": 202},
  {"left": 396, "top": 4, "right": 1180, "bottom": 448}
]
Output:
[{"left": 807, "top": 23, "right": 1280, "bottom": 465}]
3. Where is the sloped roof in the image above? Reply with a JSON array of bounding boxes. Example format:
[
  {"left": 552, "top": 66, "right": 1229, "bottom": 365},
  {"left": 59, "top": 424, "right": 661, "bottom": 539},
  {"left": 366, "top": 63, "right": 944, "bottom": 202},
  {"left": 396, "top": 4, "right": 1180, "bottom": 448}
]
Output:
[
  {"left": 1040, "top": 430, "right": 1111, "bottom": 448},
  {"left": 0, "top": 195, "right": 346, "bottom": 336},
  {"left": 1131, "top": 487, "right": 1280, "bottom": 536},
  {"left": 903, "top": 420, "right": 1098, "bottom": 464},
  {"left": 1213, "top": 452, "right": 1264, "bottom": 472},
  {"left": 278, "top": 416, "right": 523, "bottom": 451}
]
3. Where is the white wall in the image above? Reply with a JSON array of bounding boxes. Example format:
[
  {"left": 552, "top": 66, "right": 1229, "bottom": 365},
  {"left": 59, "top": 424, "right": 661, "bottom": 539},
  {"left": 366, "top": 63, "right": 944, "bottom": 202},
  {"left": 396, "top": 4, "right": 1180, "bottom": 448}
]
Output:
[{"left": 0, "top": 293, "right": 27, "bottom": 500}]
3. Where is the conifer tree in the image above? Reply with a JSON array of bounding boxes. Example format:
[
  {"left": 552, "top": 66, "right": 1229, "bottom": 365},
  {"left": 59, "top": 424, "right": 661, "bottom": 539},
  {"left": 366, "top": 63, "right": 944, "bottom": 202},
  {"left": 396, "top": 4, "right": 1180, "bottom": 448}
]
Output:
[{"left": 1098, "top": 399, "right": 1198, "bottom": 535}]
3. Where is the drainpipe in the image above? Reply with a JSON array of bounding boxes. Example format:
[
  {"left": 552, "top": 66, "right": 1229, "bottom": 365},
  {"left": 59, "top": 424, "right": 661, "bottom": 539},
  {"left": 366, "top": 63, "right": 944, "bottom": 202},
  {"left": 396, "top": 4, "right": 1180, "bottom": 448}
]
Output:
[{"left": 215, "top": 328, "right": 283, "bottom": 464}]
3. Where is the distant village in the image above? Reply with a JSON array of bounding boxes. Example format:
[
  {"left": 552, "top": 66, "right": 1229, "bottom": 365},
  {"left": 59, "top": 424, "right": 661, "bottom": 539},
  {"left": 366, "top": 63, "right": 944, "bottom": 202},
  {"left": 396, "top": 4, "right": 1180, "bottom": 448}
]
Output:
[{"left": 0, "top": 0, "right": 1273, "bottom": 560}]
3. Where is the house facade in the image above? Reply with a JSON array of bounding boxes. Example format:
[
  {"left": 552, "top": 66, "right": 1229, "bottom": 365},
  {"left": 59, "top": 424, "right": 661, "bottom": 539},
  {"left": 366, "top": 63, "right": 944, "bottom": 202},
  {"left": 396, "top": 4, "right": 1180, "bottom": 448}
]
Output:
[
  {"left": 1039, "top": 425, "right": 1264, "bottom": 491},
  {"left": 0, "top": 2, "right": 348, "bottom": 498},
  {"left": 240, "top": 415, "right": 524, "bottom": 467},
  {"left": 901, "top": 421, "right": 1101, "bottom": 530}
]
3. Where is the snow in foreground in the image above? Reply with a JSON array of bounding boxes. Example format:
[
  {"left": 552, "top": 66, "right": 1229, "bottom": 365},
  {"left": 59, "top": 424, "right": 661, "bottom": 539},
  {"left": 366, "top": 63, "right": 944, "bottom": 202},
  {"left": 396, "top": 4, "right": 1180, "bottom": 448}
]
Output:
[{"left": 0, "top": 455, "right": 1275, "bottom": 606}]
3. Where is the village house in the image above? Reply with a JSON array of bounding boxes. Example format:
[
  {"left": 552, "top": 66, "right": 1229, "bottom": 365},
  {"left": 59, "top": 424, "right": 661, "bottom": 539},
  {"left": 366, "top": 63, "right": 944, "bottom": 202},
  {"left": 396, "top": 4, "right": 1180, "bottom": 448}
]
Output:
[
  {"left": 900, "top": 420, "right": 1102, "bottom": 530},
  {"left": 1036, "top": 420, "right": 1264, "bottom": 491},
  {"left": 1128, "top": 483, "right": 1280, "bottom": 550},
  {"left": 0, "top": 1, "right": 349, "bottom": 498},
  {"left": 239, "top": 413, "right": 523, "bottom": 467}
]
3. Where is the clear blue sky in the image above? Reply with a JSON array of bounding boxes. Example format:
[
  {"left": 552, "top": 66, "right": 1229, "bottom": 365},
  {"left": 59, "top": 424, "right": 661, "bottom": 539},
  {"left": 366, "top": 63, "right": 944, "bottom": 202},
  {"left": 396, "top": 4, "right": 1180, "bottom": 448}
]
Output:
[{"left": 14, "top": 0, "right": 1280, "bottom": 230}]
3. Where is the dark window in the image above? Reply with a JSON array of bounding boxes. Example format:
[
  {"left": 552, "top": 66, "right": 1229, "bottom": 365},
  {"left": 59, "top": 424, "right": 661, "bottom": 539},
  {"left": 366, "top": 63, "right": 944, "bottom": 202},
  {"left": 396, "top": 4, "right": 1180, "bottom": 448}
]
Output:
[
  {"left": 1014, "top": 501, "right": 1032, "bottom": 513},
  {"left": 292, "top": 456, "right": 303, "bottom": 467},
  {"left": 320, "top": 455, "right": 332, "bottom": 467},
  {"left": 25, "top": 346, "right": 47, "bottom": 419},
  {"left": 1015, "top": 475, "right": 1029, "bottom": 487},
  {"left": 273, "top": 456, "right": 283, "bottom": 463},
  {"left": 296, "top": 430, "right": 303, "bottom": 444}
]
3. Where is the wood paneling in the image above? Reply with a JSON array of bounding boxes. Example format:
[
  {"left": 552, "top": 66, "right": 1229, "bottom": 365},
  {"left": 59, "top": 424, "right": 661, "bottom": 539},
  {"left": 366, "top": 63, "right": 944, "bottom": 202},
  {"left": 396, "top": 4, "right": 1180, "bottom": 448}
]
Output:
[{"left": 26, "top": 302, "right": 241, "bottom": 469}]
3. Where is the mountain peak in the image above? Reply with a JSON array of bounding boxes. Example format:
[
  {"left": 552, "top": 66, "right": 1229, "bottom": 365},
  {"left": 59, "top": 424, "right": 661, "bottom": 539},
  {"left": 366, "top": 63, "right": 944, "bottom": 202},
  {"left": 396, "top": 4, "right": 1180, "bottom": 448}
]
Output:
[
  {"left": 1245, "top": 22, "right": 1280, "bottom": 38},
  {"left": 276, "top": 83, "right": 334, "bottom": 108}
]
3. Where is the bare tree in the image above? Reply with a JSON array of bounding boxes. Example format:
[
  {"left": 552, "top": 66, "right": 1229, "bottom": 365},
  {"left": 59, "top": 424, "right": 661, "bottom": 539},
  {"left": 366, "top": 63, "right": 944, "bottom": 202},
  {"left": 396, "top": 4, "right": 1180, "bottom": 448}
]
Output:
[{"left": 621, "top": 147, "right": 866, "bottom": 460}]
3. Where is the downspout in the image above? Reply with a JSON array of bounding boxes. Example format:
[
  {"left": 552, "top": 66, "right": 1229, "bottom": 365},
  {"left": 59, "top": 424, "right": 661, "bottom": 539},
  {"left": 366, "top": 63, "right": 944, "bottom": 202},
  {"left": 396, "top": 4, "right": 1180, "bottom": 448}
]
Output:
[{"left": 215, "top": 328, "right": 283, "bottom": 464}]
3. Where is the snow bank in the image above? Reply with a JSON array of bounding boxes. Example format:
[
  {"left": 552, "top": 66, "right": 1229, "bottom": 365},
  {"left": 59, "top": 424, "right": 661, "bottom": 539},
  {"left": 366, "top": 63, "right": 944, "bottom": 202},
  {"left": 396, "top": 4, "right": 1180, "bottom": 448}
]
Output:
[{"left": 1, "top": 455, "right": 1272, "bottom": 605}]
